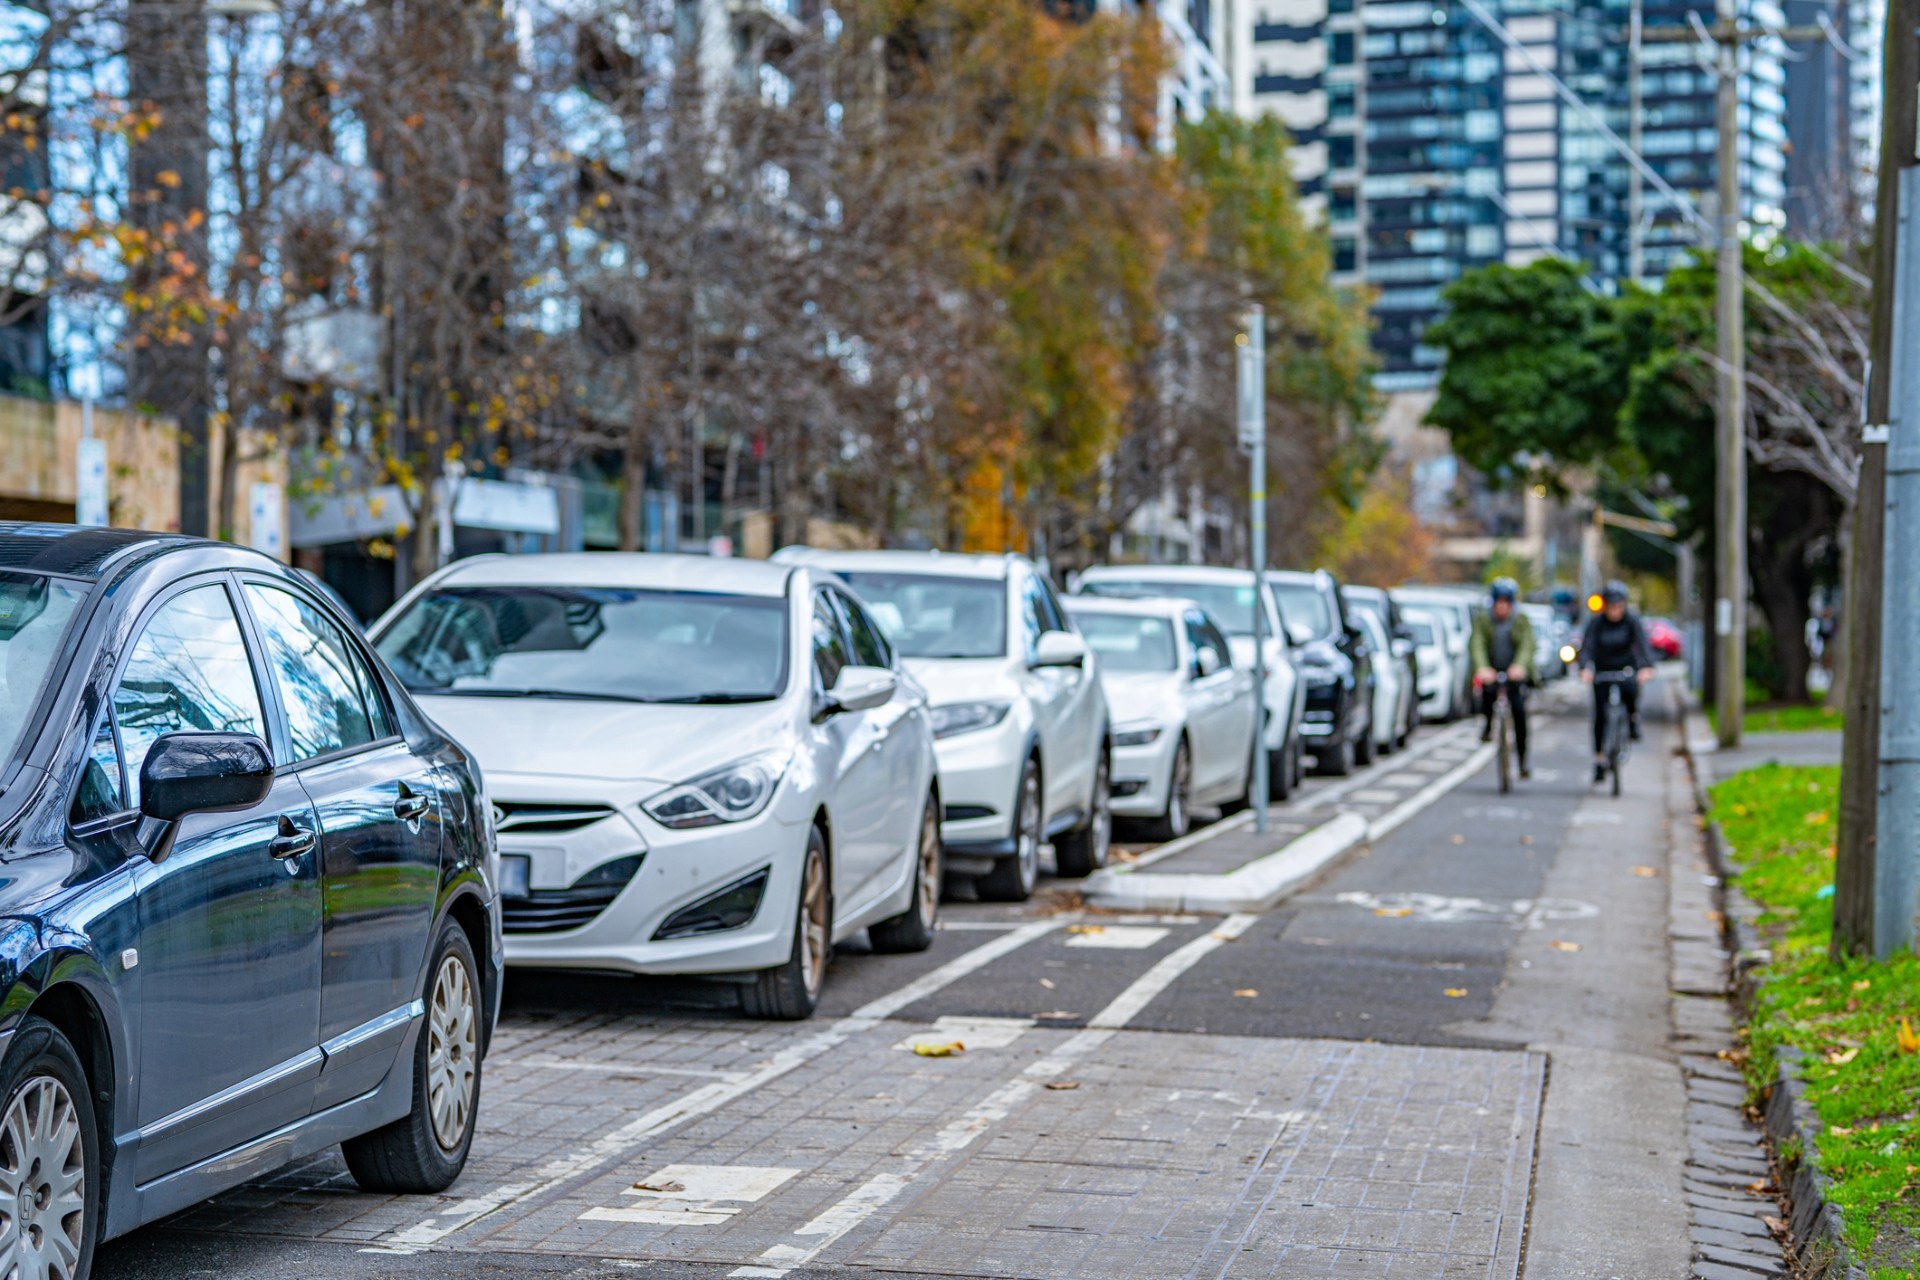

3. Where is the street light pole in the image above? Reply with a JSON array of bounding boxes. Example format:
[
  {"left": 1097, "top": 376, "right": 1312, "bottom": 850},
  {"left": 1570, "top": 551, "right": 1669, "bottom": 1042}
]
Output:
[
  {"left": 1712, "top": 0, "right": 1746, "bottom": 749},
  {"left": 1239, "top": 305, "right": 1269, "bottom": 835}
]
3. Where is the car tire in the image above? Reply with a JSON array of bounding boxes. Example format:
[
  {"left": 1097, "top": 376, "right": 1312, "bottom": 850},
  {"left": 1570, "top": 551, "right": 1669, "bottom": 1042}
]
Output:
[
  {"left": 344, "top": 919, "right": 483, "bottom": 1194},
  {"left": 1291, "top": 735, "right": 1306, "bottom": 790},
  {"left": 978, "top": 759, "right": 1043, "bottom": 901},
  {"left": 742, "top": 826, "right": 832, "bottom": 1019},
  {"left": 0, "top": 1015, "right": 99, "bottom": 1280},
  {"left": 1265, "top": 729, "right": 1291, "bottom": 801},
  {"left": 1143, "top": 740, "right": 1192, "bottom": 843},
  {"left": 1318, "top": 735, "right": 1355, "bottom": 777},
  {"left": 1054, "top": 750, "right": 1112, "bottom": 877},
  {"left": 870, "top": 794, "right": 941, "bottom": 954},
  {"left": 1353, "top": 716, "right": 1375, "bottom": 766}
]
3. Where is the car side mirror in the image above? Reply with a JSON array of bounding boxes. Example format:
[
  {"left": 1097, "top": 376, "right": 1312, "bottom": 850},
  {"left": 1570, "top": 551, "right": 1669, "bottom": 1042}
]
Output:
[
  {"left": 1195, "top": 649, "right": 1222, "bottom": 678},
  {"left": 1032, "top": 631, "right": 1088, "bottom": 669},
  {"left": 139, "top": 732, "right": 275, "bottom": 826},
  {"left": 824, "top": 665, "right": 896, "bottom": 715},
  {"left": 1345, "top": 624, "right": 1366, "bottom": 649}
]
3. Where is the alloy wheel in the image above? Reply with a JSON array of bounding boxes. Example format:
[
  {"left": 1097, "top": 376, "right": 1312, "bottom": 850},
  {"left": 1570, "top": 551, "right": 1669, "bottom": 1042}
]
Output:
[
  {"left": 0, "top": 1076, "right": 85, "bottom": 1280},
  {"left": 800, "top": 845, "right": 831, "bottom": 998},
  {"left": 427, "top": 954, "right": 479, "bottom": 1154},
  {"left": 915, "top": 801, "right": 940, "bottom": 927},
  {"left": 1167, "top": 747, "right": 1190, "bottom": 838},
  {"left": 1088, "top": 755, "right": 1112, "bottom": 866},
  {"left": 1017, "top": 767, "right": 1042, "bottom": 889}
]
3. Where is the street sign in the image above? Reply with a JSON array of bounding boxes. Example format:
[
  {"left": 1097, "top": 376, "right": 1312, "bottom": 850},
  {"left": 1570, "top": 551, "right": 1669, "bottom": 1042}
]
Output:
[
  {"left": 75, "top": 438, "right": 108, "bottom": 527},
  {"left": 1236, "top": 341, "right": 1264, "bottom": 450},
  {"left": 249, "top": 482, "right": 285, "bottom": 558}
]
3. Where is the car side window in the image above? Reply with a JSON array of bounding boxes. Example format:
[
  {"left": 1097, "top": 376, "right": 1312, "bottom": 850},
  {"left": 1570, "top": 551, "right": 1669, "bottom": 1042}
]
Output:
[
  {"left": 1035, "top": 576, "right": 1070, "bottom": 633},
  {"left": 246, "top": 584, "right": 382, "bottom": 762},
  {"left": 70, "top": 714, "right": 127, "bottom": 825},
  {"left": 1184, "top": 613, "right": 1227, "bottom": 678},
  {"left": 836, "top": 591, "right": 893, "bottom": 669},
  {"left": 1019, "top": 575, "right": 1045, "bottom": 654},
  {"left": 1200, "top": 616, "right": 1234, "bottom": 669},
  {"left": 812, "top": 594, "right": 852, "bottom": 690},
  {"left": 113, "top": 584, "right": 268, "bottom": 811}
]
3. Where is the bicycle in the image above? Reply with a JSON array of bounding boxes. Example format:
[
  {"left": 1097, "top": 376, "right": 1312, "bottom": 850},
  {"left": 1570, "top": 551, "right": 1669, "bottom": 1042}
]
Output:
[
  {"left": 1594, "top": 669, "right": 1636, "bottom": 797},
  {"left": 1487, "top": 672, "right": 1514, "bottom": 794}
]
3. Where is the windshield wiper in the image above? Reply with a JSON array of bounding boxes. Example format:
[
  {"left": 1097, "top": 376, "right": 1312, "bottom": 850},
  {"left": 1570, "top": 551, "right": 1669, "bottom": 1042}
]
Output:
[
  {"left": 648, "top": 692, "right": 776, "bottom": 704},
  {"left": 415, "top": 687, "right": 659, "bottom": 704}
]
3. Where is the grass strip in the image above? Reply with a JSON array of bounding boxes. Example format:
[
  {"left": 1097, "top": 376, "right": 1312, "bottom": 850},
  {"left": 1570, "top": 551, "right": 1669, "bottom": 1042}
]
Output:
[{"left": 1710, "top": 763, "right": 1919, "bottom": 1278}]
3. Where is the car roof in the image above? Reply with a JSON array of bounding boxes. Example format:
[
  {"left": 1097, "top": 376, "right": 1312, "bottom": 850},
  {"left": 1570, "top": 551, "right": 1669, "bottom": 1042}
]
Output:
[
  {"left": 1078, "top": 564, "right": 1252, "bottom": 583},
  {"left": 1065, "top": 594, "right": 1194, "bottom": 620},
  {"left": 0, "top": 522, "right": 198, "bottom": 580},
  {"left": 435, "top": 552, "right": 795, "bottom": 598},
  {"left": 773, "top": 547, "right": 1016, "bottom": 581},
  {"left": 1341, "top": 584, "right": 1388, "bottom": 601},
  {"left": 1264, "top": 569, "right": 1323, "bottom": 587}
]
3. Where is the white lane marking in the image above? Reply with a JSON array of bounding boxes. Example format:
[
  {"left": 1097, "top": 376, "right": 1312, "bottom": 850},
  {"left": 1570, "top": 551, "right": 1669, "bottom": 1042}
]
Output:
[
  {"left": 1305, "top": 721, "right": 1476, "bottom": 807},
  {"left": 730, "top": 911, "right": 1261, "bottom": 1277},
  {"left": 1366, "top": 743, "right": 1495, "bottom": 843},
  {"left": 488, "top": 1058, "right": 748, "bottom": 1081},
  {"left": 935, "top": 921, "right": 1025, "bottom": 931},
  {"left": 893, "top": 1016, "right": 1032, "bottom": 1052},
  {"left": 1063, "top": 925, "right": 1168, "bottom": 949},
  {"left": 1334, "top": 891, "right": 1600, "bottom": 928},
  {"left": 372, "top": 919, "right": 1064, "bottom": 1254},
  {"left": 583, "top": 1164, "right": 799, "bottom": 1226}
]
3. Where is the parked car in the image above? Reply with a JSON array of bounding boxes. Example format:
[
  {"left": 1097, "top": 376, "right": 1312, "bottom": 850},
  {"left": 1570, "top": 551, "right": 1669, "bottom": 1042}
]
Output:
[
  {"left": 1647, "top": 616, "right": 1685, "bottom": 661},
  {"left": 1072, "top": 564, "right": 1306, "bottom": 799},
  {"left": 1341, "top": 584, "right": 1419, "bottom": 751},
  {"left": 1391, "top": 587, "right": 1477, "bottom": 719},
  {"left": 1398, "top": 606, "right": 1455, "bottom": 721},
  {"left": 1351, "top": 607, "right": 1413, "bottom": 756},
  {"left": 0, "top": 524, "right": 501, "bottom": 1275},
  {"left": 1063, "top": 596, "right": 1256, "bottom": 840},
  {"left": 375, "top": 553, "right": 942, "bottom": 1020},
  {"left": 1520, "top": 602, "right": 1565, "bottom": 679},
  {"left": 771, "top": 549, "right": 1110, "bottom": 901},
  {"left": 1267, "top": 570, "right": 1374, "bottom": 775}
]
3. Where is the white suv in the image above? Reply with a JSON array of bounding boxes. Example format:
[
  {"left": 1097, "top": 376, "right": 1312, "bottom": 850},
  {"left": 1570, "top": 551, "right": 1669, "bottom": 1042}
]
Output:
[{"left": 775, "top": 549, "right": 1111, "bottom": 901}]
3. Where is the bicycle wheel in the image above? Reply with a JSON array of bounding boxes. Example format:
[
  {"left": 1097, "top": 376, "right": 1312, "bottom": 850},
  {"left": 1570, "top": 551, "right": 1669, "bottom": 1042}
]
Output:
[
  {"left": 1496, "top": 704, "right": 1512, "bottom": 794},
  {"left": 1606, "top": 701, "right": 1624, "bottom": 797}
]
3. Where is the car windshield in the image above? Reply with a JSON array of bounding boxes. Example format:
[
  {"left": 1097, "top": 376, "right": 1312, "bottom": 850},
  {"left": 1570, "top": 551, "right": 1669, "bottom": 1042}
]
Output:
[
  {"left": 1269, "top": 580, "right": 1333, "bottom": 643},
  {"left": 0, "top": 573, "right": 87, "bottom": 771},
  {"left": 1071, "top": 611, "right": 1177, "bottom": 673},
  {"left": 1079, "top": 580, "right": 1257, "bottom": 635},
  {"left": 1406, "top": 618, "right": 1437, "bottom": 645},
  {"left": 835, "top": 572, "right": 1006, "bottom": 659},
  {"left": 376, "top": 587, "right": 789, "bottom": 702},
  {"left": 1345, "top": 593, "right": 1387, "bottom": 631}
]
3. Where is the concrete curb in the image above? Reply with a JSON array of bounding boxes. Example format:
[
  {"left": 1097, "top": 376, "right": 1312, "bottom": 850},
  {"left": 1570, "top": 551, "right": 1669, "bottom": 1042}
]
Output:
[
  {"left": 1084, "top": 811, "right": 1370, "bottom": 913},
  {"left": 1681, "top": 704, "right": 1866, "bottom": 1280}
]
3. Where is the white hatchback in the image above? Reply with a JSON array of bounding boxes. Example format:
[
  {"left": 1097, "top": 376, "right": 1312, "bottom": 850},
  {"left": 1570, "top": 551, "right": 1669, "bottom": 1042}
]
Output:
[
  {"left": 1064, "top": 596, "right": 1256, "bottom": 839},
  {"left": 773, "top": 549, "right": 1111, "bottom": 901},
  {"left": 372, "top": 554, "right": 942, "bottom": 1020}
]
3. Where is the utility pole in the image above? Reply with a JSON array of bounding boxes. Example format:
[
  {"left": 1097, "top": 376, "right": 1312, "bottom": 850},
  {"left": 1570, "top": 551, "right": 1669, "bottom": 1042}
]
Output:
[
  {"left": 1239, "top": 305, "right": 1270, "bottom": 835},
  {"left": 1645, "top": 11, "right": 1824, "bottom": 750},
  {"left": 1834, "top": 0, "right": 1920, "bottom": 957}
]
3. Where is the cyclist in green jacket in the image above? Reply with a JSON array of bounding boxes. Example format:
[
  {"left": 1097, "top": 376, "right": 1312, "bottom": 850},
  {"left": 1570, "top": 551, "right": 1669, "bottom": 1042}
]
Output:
[{"left": 1471, "top": 578, "right": 1536, "bottom": 778}]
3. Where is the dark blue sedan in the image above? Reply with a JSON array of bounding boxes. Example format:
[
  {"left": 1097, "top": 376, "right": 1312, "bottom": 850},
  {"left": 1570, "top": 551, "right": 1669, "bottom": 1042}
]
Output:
[{"left": 0, "top": 524, "right": 501, "bottom": 1279}]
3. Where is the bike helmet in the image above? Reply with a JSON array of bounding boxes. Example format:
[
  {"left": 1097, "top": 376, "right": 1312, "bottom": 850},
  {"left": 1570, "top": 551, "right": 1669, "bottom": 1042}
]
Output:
[
  {"left": 1602, "top": 579, "right": 1629, "bottom": 606},
  {"left": 1489, "top": 577, "right": 1519, "bottom": 604}
]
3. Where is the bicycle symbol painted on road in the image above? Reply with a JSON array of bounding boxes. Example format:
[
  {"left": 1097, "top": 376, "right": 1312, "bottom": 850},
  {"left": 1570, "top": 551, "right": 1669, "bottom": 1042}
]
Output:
[{"left": 1334, "top": 891, "right": 1601, "bottom": 929}]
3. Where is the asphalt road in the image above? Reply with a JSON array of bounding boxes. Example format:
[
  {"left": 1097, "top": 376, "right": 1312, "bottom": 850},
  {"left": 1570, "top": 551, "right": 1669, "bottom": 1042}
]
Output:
[{"left": 94, "top": 675, "right": 1691, "bottom": 1280}]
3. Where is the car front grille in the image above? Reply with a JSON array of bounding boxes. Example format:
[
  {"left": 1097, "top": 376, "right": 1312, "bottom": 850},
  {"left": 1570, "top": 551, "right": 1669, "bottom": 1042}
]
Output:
[
  {"left": 493, "top": 801, "right": 618, "bottom": 836},
  {"left": 502, "top": 854, "right": 645, "bottom": 934}
]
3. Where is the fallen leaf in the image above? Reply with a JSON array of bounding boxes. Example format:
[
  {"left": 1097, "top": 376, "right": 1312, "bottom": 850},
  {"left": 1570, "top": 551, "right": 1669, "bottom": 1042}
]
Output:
[
  {"left": 1374, "top": 906, "right": 1413, "bottom": 918},
  {"left": 1631, "top": 865, "right": 1661, "bottom": 878},
  {"left": 1034, "top": 1011, "right": 1081, "bottom": 1021},
  {"left": 1762, "top": 1215, "right": 1789, "bottom": 1242},
  {"left": 1852, "top": 979, "right": 1872, "bottom": 992},
  {"left": 1449, "top": 834, "right": 1466, "bottom": 845},
  {"left": 1520, "top": 835, "right": 1535, "bottom": 845},
  {"left": 1066, "top": 925, "right": 1106, "bottom": 935},
  {"left": 1743, "top": 1179, "right": 1775, "bottom": 1196},
  {"left": 1444, "top": 987, "right": 1468, "bottom": 998},
  {"left": 1550, "top": 940, "right": 1581, "bottom": 953},
  {"left": 1210, "top": 932, "right": 1240, "bottom": 942},
  {"left": 1044, "top": 1080, "right": 1080, "bottom": 1091},
  {"left": 1805, "top": 810, "right": 1830, "bottom": 826},
  {"left": 1825, "top": 1047, "right": 1860, "bottom": 1065},
  {"left": 633, "top": 1180, "right": 686, "bottom": 1194},
  {"left": 1732, "top": 803, "right": 1749, "bottom": 816},
  {"left": 1112, "top": 849, "right": 1141, "bottom": 864},
  {"left": 913, "top": 1041, "right": 965, "bottom": 1057},
  {"left": 1039, "top": 977, "right": 1057, "bottom": 990},
  {"left": 1233, "top": 988, "right": 1258, "bottom": 998},
  {"left": 1830, "top": 1126, "right": 1855, "bottom": 1137},
  {"left": 1896, "top": 1018, "right": 1920, "bottom": 1055}
]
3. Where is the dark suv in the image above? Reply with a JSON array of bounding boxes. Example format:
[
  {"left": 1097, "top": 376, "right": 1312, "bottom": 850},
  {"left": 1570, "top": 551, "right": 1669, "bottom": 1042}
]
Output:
[
  {"left": 1266, "top": 569, "right": 1375, "bottom": 775},
  {"left": 0, "top": 525, "right": 500, "bottom": 1276}
]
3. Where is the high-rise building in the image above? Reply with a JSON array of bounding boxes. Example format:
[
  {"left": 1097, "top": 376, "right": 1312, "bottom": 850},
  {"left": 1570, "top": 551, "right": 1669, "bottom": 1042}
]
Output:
[
  {"left": 1316, "top": 0, "right": 1791, "bottom": 386},
  {"left": 0, "top": 0, "right": 52, "bottom": 398},
  {"left": 1226, "top": 0, "right": 1331, "bottom": 199}
]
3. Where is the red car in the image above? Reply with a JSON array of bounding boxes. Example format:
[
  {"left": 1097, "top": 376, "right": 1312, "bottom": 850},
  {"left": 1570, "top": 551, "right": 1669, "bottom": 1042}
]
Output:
[{"left": 1646, "top": 616, "right": 1684, "bottom": 661}]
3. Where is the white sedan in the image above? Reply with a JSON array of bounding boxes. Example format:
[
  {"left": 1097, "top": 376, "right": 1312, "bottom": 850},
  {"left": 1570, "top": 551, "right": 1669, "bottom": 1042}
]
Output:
[
  {"left": 1353, "top": 607, "right": 1414, "bottom": 755},
  {"left": 1399, "top": 606, "right": 1455, "bottom": 721},
  {"left": 1064, "top": 597, "right": 1256, "bottom": 839},
  {"left": 372, "top": 554, "right": 942, "bottom": 1020}
]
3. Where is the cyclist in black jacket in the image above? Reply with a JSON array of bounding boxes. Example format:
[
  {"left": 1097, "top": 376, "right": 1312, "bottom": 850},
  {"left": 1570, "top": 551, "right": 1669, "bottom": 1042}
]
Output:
[{"left": 1578, "top": 580, "right": 1657, "bottom": 783}]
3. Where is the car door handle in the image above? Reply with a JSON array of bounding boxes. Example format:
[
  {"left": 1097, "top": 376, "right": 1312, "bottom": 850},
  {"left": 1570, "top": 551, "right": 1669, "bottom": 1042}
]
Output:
[
  {"left": 269, "top": 816, "right": 317, "bottom": 861},
  {"left": 394, "top": 785, "right": 431, "bottom": 822}
]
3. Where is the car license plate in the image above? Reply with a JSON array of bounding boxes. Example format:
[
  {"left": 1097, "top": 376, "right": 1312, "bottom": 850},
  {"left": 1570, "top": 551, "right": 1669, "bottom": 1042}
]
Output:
[{"left": 498, "top": 854, "right": 532, "bottom": 900}]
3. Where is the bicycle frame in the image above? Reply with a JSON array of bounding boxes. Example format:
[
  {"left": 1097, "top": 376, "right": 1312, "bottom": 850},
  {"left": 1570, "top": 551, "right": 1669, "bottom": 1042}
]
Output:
[{"left": 1594, "top": 670, "right": 1635, "bottom": 796}]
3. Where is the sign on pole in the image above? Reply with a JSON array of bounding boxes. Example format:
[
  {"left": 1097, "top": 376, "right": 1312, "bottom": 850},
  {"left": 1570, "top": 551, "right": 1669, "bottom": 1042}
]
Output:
[
  {"left": 1237, "top": 339, "right": 1265, "bottom": 450},
  {"left": 75, "top": 438, "right": 108, "bottom": 528}
]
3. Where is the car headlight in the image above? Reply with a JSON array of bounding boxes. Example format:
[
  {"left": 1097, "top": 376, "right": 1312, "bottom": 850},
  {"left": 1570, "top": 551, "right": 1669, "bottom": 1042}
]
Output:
[
  {"left": 643, "top": 751, "right": 789, "bottom": 829},
  {"left": 1112, "top": 723, "right": 1164, "bottom": 747},
  {"left": 1560, "top": 645, "right": 1577, "bottom": 663},
  {"left": 930, "top": 701, "right": 1013, "bottom": 740}
]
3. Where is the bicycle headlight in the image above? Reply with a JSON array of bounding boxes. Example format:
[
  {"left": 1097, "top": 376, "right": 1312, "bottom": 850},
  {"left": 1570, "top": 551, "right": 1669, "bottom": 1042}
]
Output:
[
  {"left": 1559, "top": 645, "right": 1577, "bottom": 664},
  {"left": 643, "top": 750, "right": 790, "bottom": 829}
]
